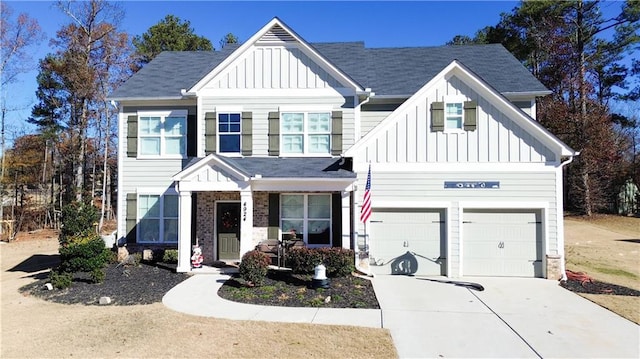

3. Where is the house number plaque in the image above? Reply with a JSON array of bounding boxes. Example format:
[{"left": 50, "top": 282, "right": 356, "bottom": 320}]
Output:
[
  {"left": 444, "top": 181, "right": 500, "bottom": 189},
  {"left": 242, "top": 202, "right": 247, "bottom": 221}
]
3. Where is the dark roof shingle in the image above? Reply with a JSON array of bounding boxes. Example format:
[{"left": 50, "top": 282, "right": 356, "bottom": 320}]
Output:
[{"left": 110, "top": 42, "right": 547, "bottom": 99}]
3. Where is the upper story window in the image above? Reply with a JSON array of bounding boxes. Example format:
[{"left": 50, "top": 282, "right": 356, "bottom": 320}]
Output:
[
  {"left": 138, "top": 110, "right": 187, "bottom": 158},
  {"left": 218, "top": 113, "right": 241, "bottom": 153},
  {"left": 281, "top": 112, "right": 331, "bottom": 154},
  {"left": 430, "top": 98, "right": 477, "bottom": 132},
  {"left": 445, "top": 103, "right": 463, "bottom": 130}
]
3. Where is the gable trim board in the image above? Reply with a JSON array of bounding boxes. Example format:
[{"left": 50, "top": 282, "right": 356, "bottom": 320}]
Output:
[
  {"left": 189, "top": 18, "right": 364, "bottom": 94},
  {"left": 345, "top": 60, "right": 576, "bottom": 160}
]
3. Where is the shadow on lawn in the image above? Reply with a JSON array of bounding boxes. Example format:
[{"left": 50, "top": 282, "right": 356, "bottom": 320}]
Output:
[{"left": 8, "top": 254, "right": 60, "bottom": 273}]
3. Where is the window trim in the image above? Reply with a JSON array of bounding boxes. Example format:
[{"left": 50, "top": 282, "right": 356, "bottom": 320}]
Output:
[
  {"left": 137, "top": 110, "right": 188, "bottom": 159},
  {"left": 280, "top": 193, "right": 332, "bottom": 248},
  {"left": 444, "top": 96, "right": 468, "bottom": 133},
  {"left": 279, "top": 111, "right": 332, "bottom": 156},
  {"left": 136, "top": 191, "right": 179, "bottom": 244},
  {"left": 217, "top": 112, "right": 242, "bottom": 155}
]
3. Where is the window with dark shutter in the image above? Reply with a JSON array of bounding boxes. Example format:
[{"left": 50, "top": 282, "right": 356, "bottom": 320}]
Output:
[
  {"left": 204, "top": 112, "right": 216, "bottom": 155},
  {"left": 241, "top": 112, "right": 252, "bottom": 156},
  {"left": 463, "top": 101, "right": 477, "bottom": 131},
  {"left": 431, "top": 102, "right": 445, "bottom": 132},
  {"left": 268, "top": 193, "right": 280, "bottom": 240},
  {"left": 331, "top": 111, "right": 342, "bottom": 155},
  {"left": 127, "top": 115, "right": 138, "bottom": 157},
  {"left": 126, "top": 193, "right": 137, "bottom": 243},
  {"left": 187, "top": 114, "right": 197, "bottom": 156},
  {"left": 268, "top": 112, "right": 280, "bottom": 156}
]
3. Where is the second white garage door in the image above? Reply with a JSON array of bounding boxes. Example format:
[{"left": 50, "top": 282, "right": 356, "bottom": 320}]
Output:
[
  {"left": 462, "top": 209, "right": 543, "bottom": 277},
  {"left": 369, "top": 208, "right": 446, "bottom": 276}
]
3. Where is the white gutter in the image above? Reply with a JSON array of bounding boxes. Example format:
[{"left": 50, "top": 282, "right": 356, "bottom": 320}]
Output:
[{"left": 557, "top": 154, "right": 578, "bottom": 281}]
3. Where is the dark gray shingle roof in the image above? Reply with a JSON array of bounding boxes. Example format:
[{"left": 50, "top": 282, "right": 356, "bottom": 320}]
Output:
[
  {"left": 218, "top": 157, "right": 355, "bottom": 178},
  {"left": 110, "top": 42, "right": 547, "bottom": 99}
]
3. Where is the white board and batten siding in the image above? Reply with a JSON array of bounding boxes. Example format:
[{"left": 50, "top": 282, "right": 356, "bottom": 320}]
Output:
[
  {"left": 359, "top": 75, "right": 556, "bottom": 164},
  {"left": 209, "top": 46, "right": 343, "bottom": 90}
]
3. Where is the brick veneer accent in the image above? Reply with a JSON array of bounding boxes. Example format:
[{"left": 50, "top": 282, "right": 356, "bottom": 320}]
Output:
[
  {"left": 546, "top": 254, "right": 563, "bottom": 280},
  {"left": 195, "top": 191, "right": 270, "bottom": 264}
]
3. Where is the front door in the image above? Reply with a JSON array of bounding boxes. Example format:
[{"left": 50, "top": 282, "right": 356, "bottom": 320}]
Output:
[{"left": 217, "top": 202, "right": 241, "bottom": 261}]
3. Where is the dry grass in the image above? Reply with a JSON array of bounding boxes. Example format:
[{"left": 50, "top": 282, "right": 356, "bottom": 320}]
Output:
[
  {"left": 564, "top": 214, "right": 640, "bottom": 324},
  {"left": 1, "top": 238, "right": 397, "bottom": 358}
]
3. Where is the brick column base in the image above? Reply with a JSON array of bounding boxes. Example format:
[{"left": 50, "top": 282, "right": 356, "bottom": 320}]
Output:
[{"left": 546, "top": 254, "right": 563, "bottom": 280}]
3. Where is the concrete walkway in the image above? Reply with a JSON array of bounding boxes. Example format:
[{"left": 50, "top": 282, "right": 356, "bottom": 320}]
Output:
[{"left": 163, "top": 273, "right": 640, "bottom": 358}]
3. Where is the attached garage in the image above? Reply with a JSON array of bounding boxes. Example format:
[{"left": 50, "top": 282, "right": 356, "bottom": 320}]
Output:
[
  {"left": 462, "top": 209, "right": 543, "bottom": 277},
  {"left": 369, "top": 208, "right": 446, "bottom": 276}
]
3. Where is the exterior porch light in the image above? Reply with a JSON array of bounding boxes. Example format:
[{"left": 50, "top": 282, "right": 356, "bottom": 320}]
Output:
[{"left": 312, "top": 263, "right": 330, "bottom": 289}]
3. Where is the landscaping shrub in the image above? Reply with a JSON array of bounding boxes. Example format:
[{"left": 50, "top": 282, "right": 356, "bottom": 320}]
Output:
[
  {"left": 90, "top": 268, "right": 106, "bottom": 284},
  {"left": 163, "top": 249, "right": 178, "bottom": 263},
  {"left": 58, "top": 233, "right": 110, "bottom": 274},
  {"left": 318, "top": 248, "right": 355, "bottom": 277},
  {"left": 286, "top": 247, "right": 354, "bottom": 277},
  {"left": 286, "top": 247, "right": 323, "bottom": 274},
  {"left": 49, "top": 269, "right": 72, "bottom": 289},
  {"left": 59, "top": 202, "right": 99, "bottom": 245},
  {"left": 239, "top": 250, "right": 271, "bottom": 286}
]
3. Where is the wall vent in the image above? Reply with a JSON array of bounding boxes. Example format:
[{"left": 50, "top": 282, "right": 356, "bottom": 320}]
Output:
[{"left": 257, "top": 24, "right": 296, "bottom": 44}]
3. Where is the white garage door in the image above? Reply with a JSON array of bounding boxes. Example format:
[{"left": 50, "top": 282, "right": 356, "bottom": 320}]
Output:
[
  {"left": 463, "top": 209, "right": 543, "bottom": 277},
  {"left": 369, "top": 209, "right": 446, "bottom": 276}
]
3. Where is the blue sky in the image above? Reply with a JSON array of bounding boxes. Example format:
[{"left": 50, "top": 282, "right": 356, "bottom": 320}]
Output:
[{"left": 2, "top": 0, "right": 628, "bottom": 137}]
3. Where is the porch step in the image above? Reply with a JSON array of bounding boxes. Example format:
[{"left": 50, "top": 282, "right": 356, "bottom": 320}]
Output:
[{"left": 190, "top": 265, "right": 238, "bottom": 275}]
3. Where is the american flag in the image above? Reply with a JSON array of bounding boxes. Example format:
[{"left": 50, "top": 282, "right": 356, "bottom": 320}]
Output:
[{"left": 360, "top": 164, "right": 372, "bottom": 223}]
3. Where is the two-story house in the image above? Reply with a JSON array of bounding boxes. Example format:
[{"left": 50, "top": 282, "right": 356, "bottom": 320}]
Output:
[{"left": 109, "top": 18, "right": 577, "bottom": 279}]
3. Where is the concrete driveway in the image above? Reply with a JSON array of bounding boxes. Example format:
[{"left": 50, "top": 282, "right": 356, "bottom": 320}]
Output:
[{"left": 372, "top": 275, "right": 640, "bottom": 358}]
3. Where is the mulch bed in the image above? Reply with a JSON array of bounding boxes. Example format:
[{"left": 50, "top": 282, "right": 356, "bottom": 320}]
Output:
[
  {"left": 218, "top": 270, "right": 380, "bottom": 309},
  {"left": 20, "top": 262, "right": 189, "bottom": 306},
  {"left": 560, "top": 279, "right": 640, "bottom": 296},
  {"left": 559, "top": 270, "right": 640, "bottom": 296}
]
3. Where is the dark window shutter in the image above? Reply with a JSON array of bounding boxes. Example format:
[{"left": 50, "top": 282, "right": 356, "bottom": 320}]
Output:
[
  {"left": 126, "top": 193, "right": 137, "bottom": 244},
  {"left": 205, "top": 112, "right": 216, "bottom": 155},
  {"left": 268, "top": 112, "right": 280, "bottom": 156},
  {"left": 331, "top": 111, "right": 343, "bottom": 156},
  {"left": 187, "top": 114, "right": 197, "bottom": 156},
  {"left": 431, "top": 102, "right": 444, "bottom": 132},
  {"left": 127, "top": 115, "right": 138, "bottom": 157},
  {"left": 331, "top": 193, "right": 342, "bottom": 247},
  {"left": 267, "top": 193, "right": 280, "bottom": 240},
  {"left": 241, "top": 111, "right": 252, "bottom": 156},
  {"left": 464, "top": 101, "right": 477, "bottom": 131}
]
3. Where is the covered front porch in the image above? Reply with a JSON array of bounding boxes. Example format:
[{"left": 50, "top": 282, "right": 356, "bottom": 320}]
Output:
[{"left": 172, "top": 154, "right": 357, "bottom": 272}]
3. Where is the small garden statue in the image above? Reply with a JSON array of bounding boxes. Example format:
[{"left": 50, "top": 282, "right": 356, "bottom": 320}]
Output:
[{"left": 191, "top": 245, "right": 203, "bottom": 268}]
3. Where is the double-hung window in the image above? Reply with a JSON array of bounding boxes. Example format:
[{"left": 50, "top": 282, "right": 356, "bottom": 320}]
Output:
[
  {"left": 281, "top": 112, "right": 331, "bottom": 154},
  {"left": 138, "top": 193, "right": 178, "bottom": 243},
  {"left": 138, "top": 110, "right": 187, "bottom": 157},
  {"left": 281, "top": 194, "right": 331, "bottom": 246},
  {"left": 445, "top": 103, "right": 463, "bottom": 130},
  {"left": 218, "top": 113, "right": 241, "bottom": 153}
]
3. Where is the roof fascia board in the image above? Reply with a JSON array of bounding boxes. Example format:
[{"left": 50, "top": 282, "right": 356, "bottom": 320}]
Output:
[
  {"left": 502, "top": 90, "right": 552, "bottom": 98},
  {"left": 250, "top": 177, "right": 356, "bottom": 192},
  {"left": 107, "top": 96, "right": 184, "bottom": 101},
  {"left": 173, "top": 154, "right": 250, "bottom": 182},
  {"left": 188, "top": 18, "right": 363, "bottom": 93}
]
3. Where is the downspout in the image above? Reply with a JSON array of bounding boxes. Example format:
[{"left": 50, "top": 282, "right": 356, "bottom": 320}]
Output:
[{"left": 557, "top": 154, "right": 577, "bottom": 281}]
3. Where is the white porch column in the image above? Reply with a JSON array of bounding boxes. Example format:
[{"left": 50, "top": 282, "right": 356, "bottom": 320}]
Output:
[
  {"left": 176, "top": 190, "right": 193, "bottom": 272},
  {"left": 341, "top": 190, "right": 351, "bottom": 249},
  {"left": 239, "top": 190, "right": 254, "bottom": 259}
]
